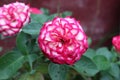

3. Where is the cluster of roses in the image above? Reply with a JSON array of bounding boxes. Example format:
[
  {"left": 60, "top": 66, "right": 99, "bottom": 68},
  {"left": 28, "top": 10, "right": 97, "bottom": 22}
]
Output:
[{"left": 0, "top": 2, "right": 119, "bottom": 65}]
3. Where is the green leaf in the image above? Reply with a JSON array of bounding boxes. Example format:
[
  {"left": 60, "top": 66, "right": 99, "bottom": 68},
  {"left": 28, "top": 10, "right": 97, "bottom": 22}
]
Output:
[
  {"left": 117, "top": 61, "right": 120, "bottom": 65},
  {"left": 37, "top": 63, "right": 48, "bottom": 74},
  {"left": 100, "top": 72, "right": 115, "bottom": 80},
  {"left": 31, "top": 14, "right": 48, "bottom": 24},
  {"left": 0, "top": 46, "right": 2, "bottom": 52},
  {"left": 40, "top": 8, "right": 49, "bottom": 15},
  {"left": 22, "top": 23, "right": 42, "bottom": 37},
  {"left": 108, "top": 63, "right": 120, "bottom": 79},
  {"left": 73, "top": 56, "right": 99, "bottom": 76},
  {"left": 19, "top": 71, "right": 44, "bottom": 80},
  {"left": 25, "top": 54, "right": 38, "bottom": 70},
  {"left": 93, "top": 55, "right": 110, "bottom": 70},
  {"left": 48, "top": 63, "right": 68, "bottom": 80},
  {"left": 83, "top": 48, "right": 96, "bottom": 59},
  {"left": 16, "top": 32, "right": 29, "bottom": 55},
  {"left": 0, "top": 51, "right": 25, "bottom": 79},
  {"left": 47, "top": 13, "right": 58, "bottom": 21},
  {"left": 96, "top": 47, "right": 114, "bottom": 61},
  {"left": 88, "top": 37, "right": 92, "bottom": 46},
  {"left": 100, "top": 74, "right": 114, "bottom": 80},
  {"left": 110, "top": 48, "right": 118, "bottom": 62},
  {"left": 61, "top": 11, "right": 72, "bottom": 17}
]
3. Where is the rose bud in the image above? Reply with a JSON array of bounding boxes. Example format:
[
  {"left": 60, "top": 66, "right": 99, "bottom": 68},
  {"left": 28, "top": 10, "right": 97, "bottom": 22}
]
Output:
[
  {"left": 112, "top": 35, "right": 120, "bottom": 53},
  {"left": 30, "top": 7, "right": 43, "bottom": 14}
]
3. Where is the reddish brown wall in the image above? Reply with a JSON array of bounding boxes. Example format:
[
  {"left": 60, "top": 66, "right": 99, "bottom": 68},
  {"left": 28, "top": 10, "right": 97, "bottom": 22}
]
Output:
[{"left": 0, "top": 0, "right": 120, "bottom": 55}]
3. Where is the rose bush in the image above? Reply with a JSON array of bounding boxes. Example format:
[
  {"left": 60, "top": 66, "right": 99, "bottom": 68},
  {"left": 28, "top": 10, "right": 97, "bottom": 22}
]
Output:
[{"left": 0, "top": 1, "right": 120, "bottom": 80}]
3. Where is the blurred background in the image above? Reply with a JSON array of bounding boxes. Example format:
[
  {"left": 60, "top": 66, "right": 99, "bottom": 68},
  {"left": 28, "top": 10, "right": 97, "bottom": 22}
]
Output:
[{"left": 0, "top": 0, "right": 120, "bottom": 55}]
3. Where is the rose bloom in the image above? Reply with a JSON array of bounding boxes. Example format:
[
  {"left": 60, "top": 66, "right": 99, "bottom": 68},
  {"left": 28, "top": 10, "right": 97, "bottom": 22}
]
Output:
[
  {"left": 30, "top": 7, "right": 43, "bottom": 14},
  {"left": 38, "top": 17, "right": 88, "bottom": 65},
  {"left": 0, "top": 2, "right": 30, "bottom": 36},
  {"left": 112, "top": 35, "right": 120, "bottom": 53}
]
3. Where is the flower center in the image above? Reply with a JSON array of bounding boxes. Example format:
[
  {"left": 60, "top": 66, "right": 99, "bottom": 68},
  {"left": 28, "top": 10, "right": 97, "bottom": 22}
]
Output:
[
  {"left": 60, "top": 38, "right": 65, "bottom": 44},
  {"left": 60, "top": 37, "right": 70, "bottom": 44}
]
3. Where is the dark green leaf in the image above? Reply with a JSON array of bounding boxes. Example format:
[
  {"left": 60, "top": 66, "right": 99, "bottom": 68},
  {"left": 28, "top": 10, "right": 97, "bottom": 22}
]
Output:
[
  {"left": 22, "top": 23, "right": 42, "bottom": 37},
  {"left": 93, "top": 55, "right": 110, "bottom": 70},
  {"left": 36, "top": 63, "right": 48, "bottom": 74},
  {"left": 73, "top": 56, "right": 99, "bottom": 76},
  {"left": 108, "top": 63, "right": 120, "bottom": 79},
  {"left": 47, "top": 13, "right": 58, "bottom": 21},
  {"left": 83, "top": 48, "right": 96, "bottom": 59},
  {"left": 0, "top": 51, "right": 25, "bottom": 79},
  {"left": 48, "top": 63, "right": 68, "bottom": 80},
  {"left": 96, "top": 47, "right": 114, "bottom": 61},
  {"left": 25, "top": 54, "right": 38, "bottom": 70},
  {"left": 62, "top": 11, "right": 72, "bottom": 17},
  {"left": 88, "top": 37, "right": 92, "bottom": 46},
  {"left": 117, "top": 61, "right": 120, "bottom": 65},
  {"left": 40, "top": 8, "right": 49, "bottom": 15},
  {"left": 31, "top": 14, "right": 48, "bottom": 24},
  {"left": 100, "top": 72, "right": 115, "bottom": 80},
  {"left": 0, "top": 46, "right": 2, "bottom": 52},
  {"left": 19, "top": 72, "right": 44, "bottom": 80},
  {"left": 16, "top": 32, "right": 29, "bottom": 55}
]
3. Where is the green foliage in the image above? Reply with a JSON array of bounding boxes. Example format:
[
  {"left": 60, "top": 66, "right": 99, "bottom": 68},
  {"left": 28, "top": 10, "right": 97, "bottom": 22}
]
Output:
[
  {"left": 83, "top": 48, "right": 96, "bottom": 59},
  {"left": 108, "top": 63, "right": 120, "bottom": 79},
  {"left": 16, "top": 32, "right": 30, "bottom": 55},
  {"left": 22, "top": 23, "right": 42, "bottom": 38},
  {"left": 0, "top": 51, "right": 25, "bottom": 79},
  {"left": 48, "top": 63, "right": 68, "bottom": 80},
  {"left": 96, "top": 47, "right": 115, "bottom": 61},
  {"left": 0, "top": 46, "right": 2, "bottom": 52},
  {"left": 93, "top": 55, "right": 110, "bottom": 70},
  {"left": 31, "top": 14, "right": 48, "bottom": 24},
  {"left": 19, "top": 71, "right": 44, "bottom": 80},
  {"left": 73, "top": 56, "right": 99, "bottom": 77},
  {"left": 88, "top": 37, "right": 92, "bottom": 46},
  {"left": 40, "top": 8, "right": 49, "bottom": 15},
  {"left": 61, "top": 11, "right": 72, "bottom": 17}
]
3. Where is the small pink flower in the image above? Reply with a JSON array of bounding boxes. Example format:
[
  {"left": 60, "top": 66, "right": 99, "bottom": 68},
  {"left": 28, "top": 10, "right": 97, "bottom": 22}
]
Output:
[
  {"left": 30, "top": 7, "right": 43, "bottom": 14},
  {"left": 0, "top": 2, "right": 30, "bottom": 36},
  {"left": 112, "top": 35, "right": 120, "bottom": 53},
  {"left": 38, "top": 17, "right": 88, "bottom": 65}
]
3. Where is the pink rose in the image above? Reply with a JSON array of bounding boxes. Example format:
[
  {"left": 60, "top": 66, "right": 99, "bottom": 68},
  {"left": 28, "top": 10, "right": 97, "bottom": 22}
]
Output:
[
  {"left": 30, "top": 7, "right": 43, "bottom": 14},
  {"left": 38, "top": 17, "right": 88, "bottom": 65},
  {"left": 0, "top": 2, "right": 30, "bottom": 36},
  {"left": 112, "top": 35, "right": 120, "bottom": 53}
]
